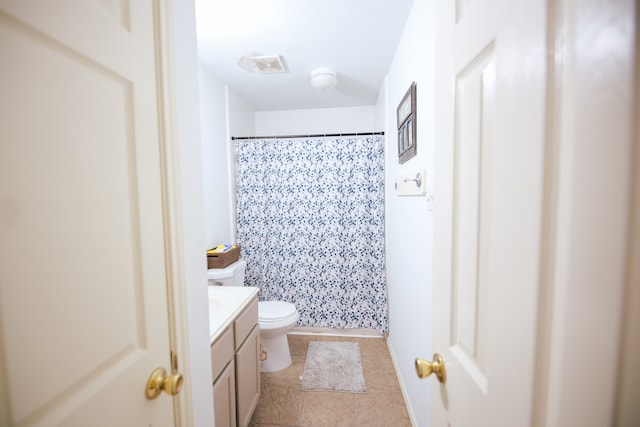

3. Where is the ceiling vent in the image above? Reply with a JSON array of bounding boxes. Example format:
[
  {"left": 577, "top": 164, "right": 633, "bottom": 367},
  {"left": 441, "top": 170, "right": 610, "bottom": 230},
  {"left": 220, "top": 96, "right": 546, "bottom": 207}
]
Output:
[{"left": 250, "top": 55, "right": 287, "bottom": 73}]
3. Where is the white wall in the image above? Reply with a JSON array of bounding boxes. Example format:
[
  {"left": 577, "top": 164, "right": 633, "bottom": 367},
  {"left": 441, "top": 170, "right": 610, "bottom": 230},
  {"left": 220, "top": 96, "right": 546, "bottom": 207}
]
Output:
[
  {"left": 225, "top": 89, "right": 255, "bottom": 242},
  {"left": 382, "top": 1, "right": 435, "bottom": 426},
  {"left": 254, "top": 106, "right": 377, "bottom": 136},
  {"left": 227, "top": 89, "right": 256, "bottom": 138},
  {"left": 199, "top": 66, "right": 232, "bottom": 247},
  {"left": 199, "top": 68, "right": 255, "bottom": 247}
]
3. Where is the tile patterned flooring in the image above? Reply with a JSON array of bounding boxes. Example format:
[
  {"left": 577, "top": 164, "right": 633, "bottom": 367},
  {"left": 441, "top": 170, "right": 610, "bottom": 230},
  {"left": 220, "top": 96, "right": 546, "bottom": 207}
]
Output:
[{"left": 249, "top": 334, "right": 412, "bottom": 427}]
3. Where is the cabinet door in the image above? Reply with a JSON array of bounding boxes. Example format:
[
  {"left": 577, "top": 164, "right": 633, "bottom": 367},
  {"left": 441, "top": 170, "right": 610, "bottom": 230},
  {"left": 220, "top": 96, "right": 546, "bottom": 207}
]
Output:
[
  {"left": 235, "top": 325, "right": 260, "bottom": 427},
  {"left": 213, "top": 360, "right": 236, "bottom": 427}
]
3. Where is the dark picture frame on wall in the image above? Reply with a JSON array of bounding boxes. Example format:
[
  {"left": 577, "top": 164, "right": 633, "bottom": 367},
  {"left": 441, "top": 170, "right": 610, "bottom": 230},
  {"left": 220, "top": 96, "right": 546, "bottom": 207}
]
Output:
[{"left": 397, "top": 82, "right": 417, "bottom": 164}]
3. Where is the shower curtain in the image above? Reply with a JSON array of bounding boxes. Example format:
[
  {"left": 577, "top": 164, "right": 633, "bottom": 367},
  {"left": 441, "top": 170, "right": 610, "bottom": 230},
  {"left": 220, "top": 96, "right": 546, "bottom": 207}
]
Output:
[{"left": 235, "top": 136, "right": 387, "bottom": 333}]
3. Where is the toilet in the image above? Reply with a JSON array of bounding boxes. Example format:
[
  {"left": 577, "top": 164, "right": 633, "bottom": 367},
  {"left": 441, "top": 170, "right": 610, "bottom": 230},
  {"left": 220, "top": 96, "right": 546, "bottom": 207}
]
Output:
[{"left": 207, "top": 259, "right": 299, "bottom": 372}]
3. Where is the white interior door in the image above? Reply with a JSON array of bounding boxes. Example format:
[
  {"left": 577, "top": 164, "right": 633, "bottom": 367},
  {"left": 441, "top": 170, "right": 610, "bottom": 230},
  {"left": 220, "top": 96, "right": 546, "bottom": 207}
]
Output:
[
  {"left": 0, "top": 1, "right": 176, "bottom": 425},
  {"left": 431, "top": 0, "right": 547, "bottom": 425}
]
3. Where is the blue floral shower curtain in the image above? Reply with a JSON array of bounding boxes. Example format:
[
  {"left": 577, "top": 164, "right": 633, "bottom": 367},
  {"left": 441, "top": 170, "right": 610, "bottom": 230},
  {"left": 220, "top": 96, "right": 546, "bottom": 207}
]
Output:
[{"left": 235, "top": 136, "right": 387, "bottom": 333}]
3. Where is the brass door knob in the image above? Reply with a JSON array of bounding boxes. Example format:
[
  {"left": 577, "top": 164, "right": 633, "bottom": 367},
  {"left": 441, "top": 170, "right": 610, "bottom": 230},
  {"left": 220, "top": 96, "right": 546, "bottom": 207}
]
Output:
[
  {"left": 415, "top": 353, "right": 446, "bottom": 383},
  {"left": 145, "top": 367, "right": 184, "bottom": 400}
]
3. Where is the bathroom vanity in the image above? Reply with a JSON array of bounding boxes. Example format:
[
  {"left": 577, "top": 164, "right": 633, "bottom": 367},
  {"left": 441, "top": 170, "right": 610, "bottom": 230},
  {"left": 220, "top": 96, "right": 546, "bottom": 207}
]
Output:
[{"left": 209, "top": 286, "right": 260, "bottom": 427}]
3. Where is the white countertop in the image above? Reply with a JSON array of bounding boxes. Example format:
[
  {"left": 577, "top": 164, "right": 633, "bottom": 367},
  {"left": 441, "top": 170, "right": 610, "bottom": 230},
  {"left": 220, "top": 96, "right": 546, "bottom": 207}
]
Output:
[{"left": 208, "top": 286, "right": 259, "bottom": 343}]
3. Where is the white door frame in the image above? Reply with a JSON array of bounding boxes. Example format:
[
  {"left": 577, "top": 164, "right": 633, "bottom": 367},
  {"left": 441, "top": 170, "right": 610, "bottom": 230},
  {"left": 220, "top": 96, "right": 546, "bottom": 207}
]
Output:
[
  {"left": 614, "top": 10, "right": 640, "bottom": 423},
  {"left": 153, "top": 1, "right": 212, "bottom": 425},
  {"left": 531, "top": 1, "right": 636, "bottom": 426},
  {"left": 154, "top": 3, "right": 192, "bottom": 424}
]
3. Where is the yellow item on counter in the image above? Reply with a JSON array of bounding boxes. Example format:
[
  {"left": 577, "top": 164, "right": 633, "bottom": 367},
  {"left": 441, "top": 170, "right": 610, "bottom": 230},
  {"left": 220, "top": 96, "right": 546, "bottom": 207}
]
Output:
[{"left": 207, "top": 245, "right": 235, "bottom": 254}]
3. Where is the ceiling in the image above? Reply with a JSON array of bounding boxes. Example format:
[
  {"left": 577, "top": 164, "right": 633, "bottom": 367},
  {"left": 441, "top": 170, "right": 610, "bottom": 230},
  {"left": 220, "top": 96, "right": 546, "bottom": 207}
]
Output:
[{"left": 195, "top": 0, "right": 415, "bottom": 112}]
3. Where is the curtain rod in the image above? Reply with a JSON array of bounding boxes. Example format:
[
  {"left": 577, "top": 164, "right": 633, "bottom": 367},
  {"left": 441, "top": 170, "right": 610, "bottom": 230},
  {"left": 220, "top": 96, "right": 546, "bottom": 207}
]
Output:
[{"left": 231, "top": 131, "right": 384, "bottom": 141}]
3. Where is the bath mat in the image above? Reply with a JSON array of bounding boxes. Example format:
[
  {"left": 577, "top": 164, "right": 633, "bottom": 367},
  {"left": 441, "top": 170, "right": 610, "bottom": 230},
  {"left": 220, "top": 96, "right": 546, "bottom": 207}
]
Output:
[{"left": 301, "top": 341, "right": 368, "bottom": 393}]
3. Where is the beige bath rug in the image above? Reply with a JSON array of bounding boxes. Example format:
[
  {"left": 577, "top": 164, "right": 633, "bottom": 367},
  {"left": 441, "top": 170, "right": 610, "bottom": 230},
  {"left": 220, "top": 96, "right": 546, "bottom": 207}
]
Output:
[{"left": 301, "top": 341, "right": 368, "bottom": 393}]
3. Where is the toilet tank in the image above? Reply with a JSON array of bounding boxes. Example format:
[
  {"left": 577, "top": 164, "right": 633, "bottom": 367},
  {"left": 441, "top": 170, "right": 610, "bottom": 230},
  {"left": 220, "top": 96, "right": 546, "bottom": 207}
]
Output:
[{"left": 207, "top": 259, "right": 247, "bottom": 286}]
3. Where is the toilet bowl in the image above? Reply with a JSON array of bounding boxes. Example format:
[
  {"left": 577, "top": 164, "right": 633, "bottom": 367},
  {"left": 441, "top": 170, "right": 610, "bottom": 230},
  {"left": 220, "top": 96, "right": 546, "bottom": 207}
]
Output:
[
  {"left": 258, "top": 301, "right": 299, "bottom": 372},
  {"left": 207, "top": 259, "right": 299, "bottom": 372}
]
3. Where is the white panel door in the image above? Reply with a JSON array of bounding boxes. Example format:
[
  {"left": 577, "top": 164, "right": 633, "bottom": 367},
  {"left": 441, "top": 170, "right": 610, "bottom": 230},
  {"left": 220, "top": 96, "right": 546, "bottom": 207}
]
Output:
[
  {"left": 0, "top": 1, "right": 175, "bottom": 425},
  {"left": 431, "top": 0, "right": 547, "bottom": 425}
]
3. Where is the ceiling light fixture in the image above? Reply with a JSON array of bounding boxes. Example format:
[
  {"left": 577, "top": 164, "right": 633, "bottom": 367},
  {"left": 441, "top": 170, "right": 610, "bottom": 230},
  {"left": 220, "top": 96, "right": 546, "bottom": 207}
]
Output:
[{"left": 310, "top": 68, "right": 337, "bottom": 90}]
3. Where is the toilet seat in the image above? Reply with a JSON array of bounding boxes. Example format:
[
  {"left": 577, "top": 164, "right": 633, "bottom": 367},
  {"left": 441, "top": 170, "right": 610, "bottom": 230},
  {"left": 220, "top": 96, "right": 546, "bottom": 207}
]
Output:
[{"left": 259, "top": 301, "right": 297, "bottom": 323}]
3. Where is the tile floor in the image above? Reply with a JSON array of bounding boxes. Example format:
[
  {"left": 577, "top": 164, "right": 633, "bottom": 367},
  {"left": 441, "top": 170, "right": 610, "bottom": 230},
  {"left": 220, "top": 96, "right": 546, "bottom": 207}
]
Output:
[{"left": 249, "top": 334, "right": 412, "bottom": 426}]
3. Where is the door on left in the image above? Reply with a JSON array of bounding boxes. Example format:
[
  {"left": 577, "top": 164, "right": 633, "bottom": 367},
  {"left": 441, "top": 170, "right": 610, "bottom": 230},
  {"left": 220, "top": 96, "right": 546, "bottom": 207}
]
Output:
[{"left": 0, "top": 1, "right": 176, "bottom": 425}]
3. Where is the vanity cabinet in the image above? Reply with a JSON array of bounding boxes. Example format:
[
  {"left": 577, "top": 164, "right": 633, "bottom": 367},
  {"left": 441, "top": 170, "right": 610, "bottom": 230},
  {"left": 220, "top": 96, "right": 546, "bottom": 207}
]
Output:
[{"left": 211, "top": 295, "right": 260, "bottom": 427}]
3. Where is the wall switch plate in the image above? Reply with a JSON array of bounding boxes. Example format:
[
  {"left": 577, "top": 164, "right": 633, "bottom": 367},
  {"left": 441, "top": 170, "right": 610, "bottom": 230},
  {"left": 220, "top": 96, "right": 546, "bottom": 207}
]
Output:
[
  {"left": 395, "top": 168, "right": 426, "bottom": 196},
  {"left": 425, "top": 187, "right": 434, "bottom": 211}
]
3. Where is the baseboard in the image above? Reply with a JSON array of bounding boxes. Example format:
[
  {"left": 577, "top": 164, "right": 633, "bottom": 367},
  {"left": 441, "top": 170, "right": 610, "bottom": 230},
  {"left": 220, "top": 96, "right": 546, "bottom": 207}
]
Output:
[
  {"left": 385, "top": 336, "right": 418, "bottom": 427},
  {"left": 289, "top": 326, "right": 384, "bottom": 338}
]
